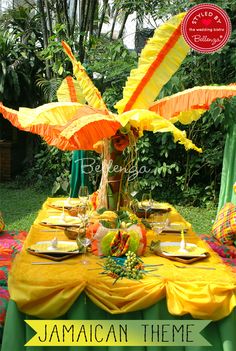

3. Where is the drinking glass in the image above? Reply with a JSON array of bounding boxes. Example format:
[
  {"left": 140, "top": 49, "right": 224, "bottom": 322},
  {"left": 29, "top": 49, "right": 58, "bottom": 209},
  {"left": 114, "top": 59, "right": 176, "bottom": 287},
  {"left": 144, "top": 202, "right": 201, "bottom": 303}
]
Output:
[
  {"left": 128, "top": 180, "right": 140, "bottom": 198},
  {"left": 78, "top": 186, "right": 89, "bottom": 213},
  {"left": 77, "top": 236, "right": 91, "bottom": 265},
  {"left": 141, "top": 193, "right": 153, "bottom": 219},
  {"left": 151, "top": 212, "right": 169, "bottom": 236},
  {"left": 79, "top": 186, "right": 89, "bottom": 203}
]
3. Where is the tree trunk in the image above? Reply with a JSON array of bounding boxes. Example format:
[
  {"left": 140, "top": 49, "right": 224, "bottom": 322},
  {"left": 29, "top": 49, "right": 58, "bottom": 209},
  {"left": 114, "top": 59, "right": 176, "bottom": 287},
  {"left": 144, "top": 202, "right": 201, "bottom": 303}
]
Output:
[
  {"left": 88, "top": 0, "right": 97, "bottom": 37},
  {"left": 118, "top": 11, "right": 130, "bottom": 39},
  {"left": 63, "top": 0, "right": 71, "bottom": 37},
  {"left": 55, "top": 0, "right": 62, "bottom": 23},
  {"left": 36, "top": 0, "right": 50, "bottom": 79},
  {"left": 71, "top": 0, "right": 78, "bottom": 38},
  {"left": 78, "top": 0, "right": 90, "bottom": 62},
  {"left": 45, "top": 0, "right": 53, "bottom": 37},
  {"left": 109, "top": 7, "right": 119, "bottom": 39},
  {"left": 98, "top": 0, "right": 108, "bottom": 37}
]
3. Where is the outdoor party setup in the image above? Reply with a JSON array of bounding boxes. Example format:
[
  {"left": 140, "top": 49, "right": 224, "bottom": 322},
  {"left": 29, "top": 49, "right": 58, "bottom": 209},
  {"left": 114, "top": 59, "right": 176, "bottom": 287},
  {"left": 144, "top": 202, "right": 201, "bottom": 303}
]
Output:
[{"left": 0, "top": 12, "right": 236, "bottom": 351}]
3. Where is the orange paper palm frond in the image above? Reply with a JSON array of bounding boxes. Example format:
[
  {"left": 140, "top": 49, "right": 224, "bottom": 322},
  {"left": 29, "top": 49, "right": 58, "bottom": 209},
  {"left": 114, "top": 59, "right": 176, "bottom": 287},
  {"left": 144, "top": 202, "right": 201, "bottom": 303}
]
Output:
[
  {"left": 0, "top": 104, "right": 23, "bottom": 130},
  {"left": 0, "top": 102, "right": 121, "bottom": 151},
  {"left": 44, "top": 112, "right": 121, "bottom": 151},
  {"left": 149, "top": 85, "right": 236, "bottom": 124},
  {"left": 57, "top": 76, "right": 86, "bottom": 103},
  {"left": 62, "top": 41, "right": 108, "bottom": 112},
  {"left": 115, "top": 13, "right": 190, "bottom": 114}
]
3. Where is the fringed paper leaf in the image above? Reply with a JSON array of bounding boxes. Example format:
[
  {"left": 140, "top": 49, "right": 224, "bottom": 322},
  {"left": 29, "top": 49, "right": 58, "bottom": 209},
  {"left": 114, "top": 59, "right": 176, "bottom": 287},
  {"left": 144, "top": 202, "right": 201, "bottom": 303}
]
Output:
[
  {"left": 149, "top": 85, "right": 236, "bottom": 124},
  {"left": 17, "top": 102, "right": 84, "bottom": 127},
  {"left": 0, "top": 103, "right": 22, "bottom": 130},
  {"left": 57, "top": 76, "right": 86, "bottom": 103},
  {"left": 118, "top": 109, "right": 202, "bottom": 153},
  {"left": 115, "top": 13, "right": 190, "bottom": 114},
  {"left": 0, "top": 102, "right": 121, "bottom": 151},
  {"left": 62, "top": 41, "right": 108, "bottom": 112}
]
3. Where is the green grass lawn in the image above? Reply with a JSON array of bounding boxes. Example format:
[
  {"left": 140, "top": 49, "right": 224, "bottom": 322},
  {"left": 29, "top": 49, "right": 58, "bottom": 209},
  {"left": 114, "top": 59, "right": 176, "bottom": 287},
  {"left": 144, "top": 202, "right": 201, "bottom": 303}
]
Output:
[
  {"left": 0, "top": 182, "right": 217, "bottom": 234},
  {"left": 176, "top": 205, "right": 217, "bottom": 234},
  {"left": 0, "top": 182, "right": 48, "bottom": 231}
]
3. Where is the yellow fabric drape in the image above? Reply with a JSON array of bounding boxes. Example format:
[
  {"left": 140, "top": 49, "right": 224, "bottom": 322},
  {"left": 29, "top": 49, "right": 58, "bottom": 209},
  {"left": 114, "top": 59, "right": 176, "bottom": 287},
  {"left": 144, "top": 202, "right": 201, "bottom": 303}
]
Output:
[{"left": 8, "top": 198, "right": 236, "bottom": 320}]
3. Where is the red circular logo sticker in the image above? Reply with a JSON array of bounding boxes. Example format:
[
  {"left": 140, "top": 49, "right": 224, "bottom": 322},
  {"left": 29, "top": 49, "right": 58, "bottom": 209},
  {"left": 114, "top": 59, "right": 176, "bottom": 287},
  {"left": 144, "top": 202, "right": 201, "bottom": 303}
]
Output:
[{"left": 181, "top": 3, "right": 231, "bottom": 53}]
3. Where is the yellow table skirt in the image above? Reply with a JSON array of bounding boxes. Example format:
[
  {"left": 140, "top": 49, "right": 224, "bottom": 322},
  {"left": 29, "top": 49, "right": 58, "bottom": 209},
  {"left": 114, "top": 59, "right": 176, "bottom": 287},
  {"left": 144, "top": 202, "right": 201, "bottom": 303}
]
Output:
[{"left": 8, "top": 198, "right": 236, "bottom": 321}]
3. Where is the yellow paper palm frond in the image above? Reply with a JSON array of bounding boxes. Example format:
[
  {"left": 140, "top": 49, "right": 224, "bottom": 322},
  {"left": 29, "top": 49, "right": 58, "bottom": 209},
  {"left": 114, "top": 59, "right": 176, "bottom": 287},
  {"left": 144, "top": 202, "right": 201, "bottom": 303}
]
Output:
[
  {"left": 57, "top": 76, "right": 86, "bottom": 103},
  {"left": 17, "top": 102, "right": 84, "bottom": 128},
  {"left": 62, "top": 41, "right": 108, "bottom": 112},
  {"left": 118, "top": 109, "right": 202, "bottom": 153},
  {"left": 115, "top": 13, "right": 190, "bottom": 114},
  {"left": 149, "top": 85, "right": 236, "bottom": 124}
]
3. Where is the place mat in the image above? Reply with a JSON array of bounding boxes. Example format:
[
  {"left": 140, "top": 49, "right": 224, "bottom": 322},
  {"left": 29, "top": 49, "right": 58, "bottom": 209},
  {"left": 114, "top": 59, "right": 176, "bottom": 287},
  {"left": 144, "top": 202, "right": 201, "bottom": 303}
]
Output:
[
  {"left": 135, "top": 202, "right": 171, "bottom": 218},
  {"left": 158, "top": 251, "right": 210, "bottom": 264},
  {"left": 161, "top": 223, "right": 188, "bottom": 233},
  {"left": 49, "top": 199, "right": 81, "bottom": 209},
  {"left": 27, "top": 248, "right": 80, "bottom": 261},
  {"left": 40, "top": 215, "right": 82, "bottom": 227},
  {"left": 160, "top": 242, "right": 207, "bottom": 257},
  {"left": 27, "top": 240, "right": 80, "bottom": 261},
  {"left": 29, "top": 240, "right": 79, "bottom": 253},
  {"left": 153, "top": 241, "right": 209, "bottom": 264},
  {"left": 150, "top": 222, "right": 188, "bottom": 234}
]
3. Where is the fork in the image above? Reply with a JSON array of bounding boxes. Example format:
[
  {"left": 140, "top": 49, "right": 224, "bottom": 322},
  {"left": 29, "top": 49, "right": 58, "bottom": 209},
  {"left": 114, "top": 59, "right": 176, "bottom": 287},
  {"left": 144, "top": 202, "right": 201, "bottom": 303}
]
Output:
[{"left": 174, "top": 264, "right": 216, "bottom": 270}]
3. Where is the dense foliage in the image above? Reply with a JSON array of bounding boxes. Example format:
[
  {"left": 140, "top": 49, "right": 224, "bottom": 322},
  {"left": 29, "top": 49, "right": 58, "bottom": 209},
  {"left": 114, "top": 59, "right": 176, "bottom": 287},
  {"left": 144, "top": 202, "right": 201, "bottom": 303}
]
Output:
[{"left": 0, "top": 0, "right": 236, "bottom": 207}]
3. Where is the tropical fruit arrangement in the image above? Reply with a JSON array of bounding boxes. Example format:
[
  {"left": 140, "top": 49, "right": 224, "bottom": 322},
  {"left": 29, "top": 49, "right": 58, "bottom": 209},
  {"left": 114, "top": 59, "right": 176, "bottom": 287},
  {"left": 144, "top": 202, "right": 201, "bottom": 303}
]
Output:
[{"left": 87, "top": 208, "right": 147, "bottom": 257}]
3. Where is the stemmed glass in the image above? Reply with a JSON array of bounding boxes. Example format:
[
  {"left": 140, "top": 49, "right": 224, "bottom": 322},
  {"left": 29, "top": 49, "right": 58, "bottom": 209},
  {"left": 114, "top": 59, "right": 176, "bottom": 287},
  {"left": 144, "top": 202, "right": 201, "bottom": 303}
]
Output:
[
  {"left": 141, "top": 193, "right": 153, "bottom": 219},
  {"left": 151, "top": 212, "right": 169, "bottom": 236},
  {"left": 76, "top": 236, "right": 91, "bottom": 265},
  {"left": 129, "top": 180, "right": 140, "bottom": 198},
  {"left": 78, "top": 186, "right": 89, "bottom": 213},
  {"left": 79, "top": 186, "right": 89, "bottom": 203}
]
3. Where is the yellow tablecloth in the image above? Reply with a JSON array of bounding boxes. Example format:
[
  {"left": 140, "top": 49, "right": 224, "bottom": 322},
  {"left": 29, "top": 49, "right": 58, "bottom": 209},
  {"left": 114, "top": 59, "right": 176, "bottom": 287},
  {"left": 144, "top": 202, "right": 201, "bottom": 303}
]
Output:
[{"left": 8, "top": 198, "right": 236, "bottom": 321}]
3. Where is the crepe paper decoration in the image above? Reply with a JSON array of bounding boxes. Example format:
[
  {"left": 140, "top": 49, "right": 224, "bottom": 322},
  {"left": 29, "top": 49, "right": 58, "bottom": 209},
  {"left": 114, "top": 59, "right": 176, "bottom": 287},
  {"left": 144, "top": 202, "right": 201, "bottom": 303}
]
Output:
[
  {"left": 57, "top": 76, "right": 86, "bottom": 104},
  {"left": 0, "top": 13, "right": 202, "bottom": 155},
  {"left": 149, "top": 85, "right": 236, "bottom": 124},
  {"left": 62, "top": 41, "right": 108, "bottom": 112},
  {"left": 118, "top": 109, "right": 202, "bottom": 152},
  {"left": 56, "top": 75, "right": 92, "bottom": 193},
  {"left": 0, "top": 102, "right": 121, "bottom": 151},
  {"left": 2, "top": 12, "right": 236, "bottom": 209},
  {"left": 115, "top": 13, "right": 189, "bottom": 113}
]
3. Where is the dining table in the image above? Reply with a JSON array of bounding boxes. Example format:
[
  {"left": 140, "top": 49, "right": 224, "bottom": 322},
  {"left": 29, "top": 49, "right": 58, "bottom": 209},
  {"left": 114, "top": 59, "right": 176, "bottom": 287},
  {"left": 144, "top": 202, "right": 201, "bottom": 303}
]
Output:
[{"left": 1, "top": 198, "right": 236, "bottom": 351}]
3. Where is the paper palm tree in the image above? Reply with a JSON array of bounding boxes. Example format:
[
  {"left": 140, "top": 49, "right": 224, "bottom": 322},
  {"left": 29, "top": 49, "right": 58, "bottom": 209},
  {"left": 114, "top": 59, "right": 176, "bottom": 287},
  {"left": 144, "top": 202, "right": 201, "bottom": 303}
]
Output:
[{"left": 1, "top": 13, "right": 236, "bottom": 209}]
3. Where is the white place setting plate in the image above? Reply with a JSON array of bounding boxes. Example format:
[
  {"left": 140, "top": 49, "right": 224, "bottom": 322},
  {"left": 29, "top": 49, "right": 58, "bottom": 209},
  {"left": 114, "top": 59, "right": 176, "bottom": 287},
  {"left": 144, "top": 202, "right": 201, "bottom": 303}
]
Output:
[
  {"left": 50, "top": 198, "right": 82, "bottom": 209},
  {"left": 28, "top": 240, "right": 80, "bottom": 254},
  {"left": 160, "top": 242, "right": 207, "bottom": 258},
  {"left": 40, "top": 215, "right": 82, "bottom": 227}
]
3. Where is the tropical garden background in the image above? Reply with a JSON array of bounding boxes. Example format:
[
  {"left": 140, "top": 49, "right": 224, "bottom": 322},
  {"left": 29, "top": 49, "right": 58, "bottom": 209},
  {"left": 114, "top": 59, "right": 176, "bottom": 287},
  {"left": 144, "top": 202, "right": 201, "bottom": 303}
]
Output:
[{"left": 0, "top": 0, "right": 236, "bottom": 232}]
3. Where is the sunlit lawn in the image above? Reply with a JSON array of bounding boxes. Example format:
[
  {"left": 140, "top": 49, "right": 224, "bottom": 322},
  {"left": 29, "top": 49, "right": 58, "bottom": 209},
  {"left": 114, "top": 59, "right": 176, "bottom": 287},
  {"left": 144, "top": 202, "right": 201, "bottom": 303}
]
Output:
[
  {"left": 0, "top": 182, "right": 48, "bottom": 231},
  {"left": 0, "top": 182, "right": 216, "bottom": 234},
  {"left": 176, "top": 205, "right": 217, "bottom": 234}
]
